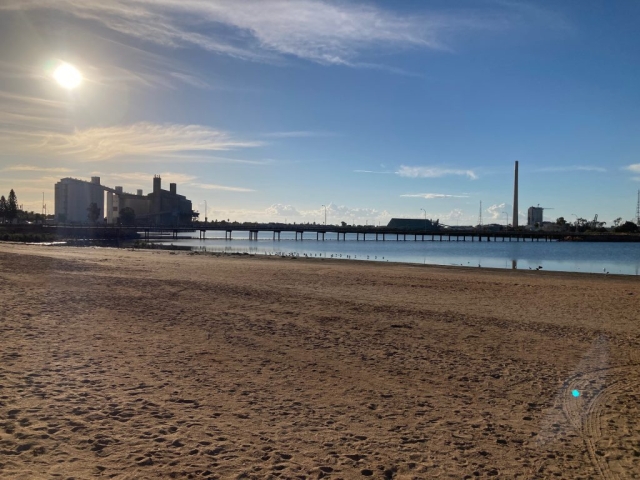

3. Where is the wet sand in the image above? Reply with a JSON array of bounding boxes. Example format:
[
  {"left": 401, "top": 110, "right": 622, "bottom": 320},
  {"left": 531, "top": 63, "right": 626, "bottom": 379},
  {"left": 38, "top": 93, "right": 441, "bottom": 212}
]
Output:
[{"left": 0, "top": 244, "right": 639, "bottom": 479}]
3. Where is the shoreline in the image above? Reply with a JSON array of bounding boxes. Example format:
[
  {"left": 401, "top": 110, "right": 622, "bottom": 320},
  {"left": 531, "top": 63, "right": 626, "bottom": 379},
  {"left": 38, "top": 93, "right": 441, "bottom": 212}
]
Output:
[{"left": 5, "top": 241, "right": 640, "bottom": 278}]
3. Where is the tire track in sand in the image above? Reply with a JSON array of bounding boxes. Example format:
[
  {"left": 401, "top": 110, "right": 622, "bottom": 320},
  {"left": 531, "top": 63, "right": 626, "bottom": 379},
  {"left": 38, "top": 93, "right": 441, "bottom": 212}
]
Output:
[{"left": 561, "top": 364, "right": 640, "bottom": 480}]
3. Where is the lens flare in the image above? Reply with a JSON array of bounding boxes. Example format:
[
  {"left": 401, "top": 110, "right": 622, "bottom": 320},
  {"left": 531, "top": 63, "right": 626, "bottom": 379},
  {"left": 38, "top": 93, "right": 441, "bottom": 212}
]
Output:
[{"left": 571, "top": 389, "right": 580, "bottom": 397}]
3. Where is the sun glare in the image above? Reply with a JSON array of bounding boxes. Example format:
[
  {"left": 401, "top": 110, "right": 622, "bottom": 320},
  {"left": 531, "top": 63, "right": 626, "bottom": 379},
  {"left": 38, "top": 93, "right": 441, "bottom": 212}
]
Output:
[{"left": 53, "top": 63, "right": 82, "bottom": 90}]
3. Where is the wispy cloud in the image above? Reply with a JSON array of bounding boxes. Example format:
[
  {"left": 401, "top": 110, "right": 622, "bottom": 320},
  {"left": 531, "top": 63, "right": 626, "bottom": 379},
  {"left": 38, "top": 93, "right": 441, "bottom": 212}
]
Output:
[
  {"left": 536, "top": 165, "right": 607, "bottom": 173},
  {"left": 72, "top": 38, "right": 213, "bottom": 90},
  {"left": 354, "top": 169, "right": 394, "bottom": 174},
  {"left": 0, "top": 91, "right": 266, "bottom": 164},
  {"left": 188, "top": 156, "right": 273, "bottom": 166},
  {"left": 624, "top": 164, "right": 640, "bottom": 174},
  {"left": 401, "top": 193, "right": 469, "bottom": 199},
  {"left": 2, "top": 165, "right": 75, "bottom": 173},
  {"left": 0, "top": 91, "right": 70, "bottom": 132},
  {"left": 99, "top": 172, "right": 197, "bottom": 187},
  {"left": 167, "top": 72, "right": 211, "bottom": 89},
  {"left": 0, "top": 60, "right": 45, "bottom": 81},
  {"left": 396, "top": 165, "right": 478, "bottom": 180},
  {"left": 262, "top": 131, "right": 336, "bottom": 138},
  {"left": 4, "top": 122, "right": 262, "bottom": 162},
  {"left": 190, "top": 182, "right": 255, "bottom": 193},
  {"left": 0, "top": 1, "right": 556, "bottom": 67}
]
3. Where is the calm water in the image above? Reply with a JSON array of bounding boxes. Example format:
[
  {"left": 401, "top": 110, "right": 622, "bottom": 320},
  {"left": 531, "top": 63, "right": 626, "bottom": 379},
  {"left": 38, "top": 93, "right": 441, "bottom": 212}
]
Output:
[{"left": 154, "top": 231, "right": 640, "bottom": 276}]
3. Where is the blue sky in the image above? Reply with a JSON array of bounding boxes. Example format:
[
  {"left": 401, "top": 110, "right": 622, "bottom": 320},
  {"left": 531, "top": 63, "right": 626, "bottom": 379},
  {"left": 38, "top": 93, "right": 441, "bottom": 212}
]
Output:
[{"left": 1, "top": 0, "right": 639, "bottom": 225}]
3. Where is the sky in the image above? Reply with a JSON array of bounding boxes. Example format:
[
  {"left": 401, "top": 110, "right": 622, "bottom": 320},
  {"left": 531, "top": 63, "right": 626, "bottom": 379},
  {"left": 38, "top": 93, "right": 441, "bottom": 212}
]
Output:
[{"left": 1, "top": 0, "right": 639, "bottom": 226}]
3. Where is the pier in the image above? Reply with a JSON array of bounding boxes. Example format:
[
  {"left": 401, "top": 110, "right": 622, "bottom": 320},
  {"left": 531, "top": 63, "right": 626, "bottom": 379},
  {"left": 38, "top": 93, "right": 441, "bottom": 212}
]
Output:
[
  {"left": 148, "top": 224, "right": 561, "bottom": 242},
  {"left": 5, "top": 223, "right": 638, "bottom": 242}
]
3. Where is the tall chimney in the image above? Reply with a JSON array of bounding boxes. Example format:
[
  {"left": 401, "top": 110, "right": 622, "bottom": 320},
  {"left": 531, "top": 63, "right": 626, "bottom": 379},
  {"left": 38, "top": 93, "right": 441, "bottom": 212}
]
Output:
[
  {"left": 512, "top": 161, "right": 519, "bottom": 229},
  {"left": 170, "top": 183, "right": 177, "bottom": 195}
]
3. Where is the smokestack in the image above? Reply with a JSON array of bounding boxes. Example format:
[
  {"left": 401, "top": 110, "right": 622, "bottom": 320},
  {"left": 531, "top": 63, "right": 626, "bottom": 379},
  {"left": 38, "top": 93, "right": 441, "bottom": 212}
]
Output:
[
  {"left": 170, "top": 183, "right": 177, "bottom": 195},
  {"left": 137, "top": 189, "right": 143, "bottom": 196},
  {"left": 153, "top": 175, "right": 161, "bottom": 193},
  {"left": 512, "top": 161, "right": 519, "bottom": 229}
]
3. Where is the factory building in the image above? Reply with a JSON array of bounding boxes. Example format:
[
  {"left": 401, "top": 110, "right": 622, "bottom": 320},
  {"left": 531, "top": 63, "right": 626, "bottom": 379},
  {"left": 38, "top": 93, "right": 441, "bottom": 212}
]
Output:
[
  {"left": 527, "top": 206, "right": 544, "bottom": 227},
  {"left": 387, "top": 218, "right": 440, "bottom": 231},
  {"left": 54, "top": 177, "right": 105, "bottom": 223},
  {"left": 105, "top": 186, "right": 152, "bottom": 224},
  {"left": 55, "top": 175, "right": 194, "bottom": 225}
]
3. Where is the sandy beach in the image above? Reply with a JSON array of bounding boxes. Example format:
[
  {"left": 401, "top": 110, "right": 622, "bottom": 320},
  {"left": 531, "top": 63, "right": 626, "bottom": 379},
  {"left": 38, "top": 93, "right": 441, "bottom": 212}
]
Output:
[{"left": 0, "top": 244, "right": 639, "bottom": 479}]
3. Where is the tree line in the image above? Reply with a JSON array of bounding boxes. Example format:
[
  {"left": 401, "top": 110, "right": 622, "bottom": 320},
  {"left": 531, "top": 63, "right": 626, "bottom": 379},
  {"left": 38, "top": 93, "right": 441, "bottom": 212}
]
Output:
[
  {"left": 0, "top": 189, "right": 18, "bottom": 224},
  {"left": 0, "top": 189, "right": 51, "bottom": 225},
  {"left": 555, "top": 216, "right": 638, "bottom": 233}
]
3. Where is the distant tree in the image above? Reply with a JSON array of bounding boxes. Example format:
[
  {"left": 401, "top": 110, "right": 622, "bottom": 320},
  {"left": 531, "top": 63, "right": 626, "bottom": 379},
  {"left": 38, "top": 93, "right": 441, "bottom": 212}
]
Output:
[
  {"left": 0, "top": 195, "right": 6, "bottom": 224},
  {"left": 87, "top": 202, "right": 101, "bottom": 223},
  {"left": 615, "top": 221, "right": 638, "bottom": 233},
  {"left": 613, "top": 217, "right": 622, "bottom": 228},
  {"left": 119, "top": 207, "right": 136, "bottom": 225},
  {"left": 7, "top": 189, "right": 18, "bottom": 223},
  {"left": 556, "top": 217, "right": 566, "bottom": 226},
  {"left": 341, "top": 221, "right": 347, "bottom": 227}
]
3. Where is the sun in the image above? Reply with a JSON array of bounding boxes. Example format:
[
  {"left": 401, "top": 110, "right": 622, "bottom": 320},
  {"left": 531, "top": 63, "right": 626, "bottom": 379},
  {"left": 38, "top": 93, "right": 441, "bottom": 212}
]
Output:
[{"left": 53, "top": 63, "right": 82, "bottom": 90}]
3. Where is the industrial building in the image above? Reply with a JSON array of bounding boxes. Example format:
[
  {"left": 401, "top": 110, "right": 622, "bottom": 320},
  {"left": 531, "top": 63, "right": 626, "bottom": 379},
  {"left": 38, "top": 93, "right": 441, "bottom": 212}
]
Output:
[
  {"left": 55, "top": 175, "right": 194, "bottom": 225},
  {"left": 527, "top": 206, "right": 544, "bottom": 227},
  {"left": 54, "top": 177, "right": 105, "bottom": 224},
  {"left": 387, "top": 218, "right": 440, "bottom": 231}
]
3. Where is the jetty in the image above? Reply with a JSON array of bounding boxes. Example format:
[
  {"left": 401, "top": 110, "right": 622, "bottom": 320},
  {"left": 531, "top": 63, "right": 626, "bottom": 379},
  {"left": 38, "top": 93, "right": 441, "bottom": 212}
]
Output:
[{"left": 3, "top": 223, "right": 640, "bottom": 242}]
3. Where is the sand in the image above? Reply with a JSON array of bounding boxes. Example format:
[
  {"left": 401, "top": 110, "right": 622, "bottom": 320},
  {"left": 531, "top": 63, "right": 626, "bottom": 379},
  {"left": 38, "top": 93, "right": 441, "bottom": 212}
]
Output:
[{"left": 0, "top": 244, "right": 639, "bottom": 479}]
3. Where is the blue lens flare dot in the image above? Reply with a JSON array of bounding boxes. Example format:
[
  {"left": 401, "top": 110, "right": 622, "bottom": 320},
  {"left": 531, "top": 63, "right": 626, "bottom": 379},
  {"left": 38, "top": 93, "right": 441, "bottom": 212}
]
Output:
[{"left": 571, "top": 389, "right": 580, "bottom": 397}]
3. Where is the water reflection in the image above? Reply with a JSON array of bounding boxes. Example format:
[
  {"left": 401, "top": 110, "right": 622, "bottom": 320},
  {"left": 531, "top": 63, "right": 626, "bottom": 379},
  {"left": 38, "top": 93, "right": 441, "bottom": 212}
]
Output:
[{"left": 155, "top": 232, "right": 640, "bottom": 275}]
